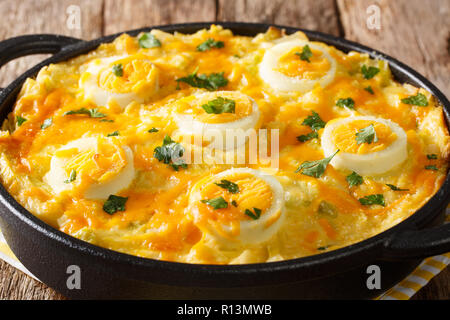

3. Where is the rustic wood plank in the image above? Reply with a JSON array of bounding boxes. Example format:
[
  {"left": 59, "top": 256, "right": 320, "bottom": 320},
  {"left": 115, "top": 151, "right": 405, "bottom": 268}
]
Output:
[
  {"left": 217, "top": 0, "right": 342, "bottom": 36},
  {"left": 337, "top": 0, "right": 450, "bottom": 97},
  {"left": 0, "top": 260, "right": 65, "bottom": 300},
  {"left": 103, "top": 0, "right": 216, "bottom": 35},
  {"left": 0, "top": 0, "right": 104, "bottom": 88}
]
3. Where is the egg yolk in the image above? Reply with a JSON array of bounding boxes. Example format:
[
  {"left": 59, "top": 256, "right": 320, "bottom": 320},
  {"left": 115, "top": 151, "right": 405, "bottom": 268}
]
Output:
[
  {"left": 175, "top": 91, "right": 253, "bottom": 124},
  {"left": 195, "top": 172, "right": 273, "bottom": 226},
  {"left": 97, "top": 55, "right": 158, "bottom": 96},
  {"left": 332, "top": 120, "right": 397, "bottom": 154},
  {"left": 55, "top": 138, "right": 127, "bottom": 189},
  {"left": 276, "top": 47, "right": 331, "bottom": 79}
]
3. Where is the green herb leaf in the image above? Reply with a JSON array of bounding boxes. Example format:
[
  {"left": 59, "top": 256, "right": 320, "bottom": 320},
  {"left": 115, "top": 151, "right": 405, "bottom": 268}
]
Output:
[
  {"left": 64, "top": 169, "right": 76, "bottom": 184},
  {"left": 197, "top": 38, "right": 225, "bottom": 52},
  {"left": 297, "top": 131, "right": 319, "bottom": 142},
  {"left": 346, "top": 171, "right": 363, "bottom": 187},
  {"left": 364, "top": 86, "right": 374, "bottom": 94},
  {"left": 295, "top": 150, "right": 339, "bottom": 178},
  {"left": 103, "top": 195, "right": 128, "bottom": 215},
  {"left": 107, "top": 131, "right": 119, "bottom": 137},
  {"left": 231, "top": 200, "right": 238, "bottom": 207},
  {"left": 100, "top": 119, "right": 114, "bottom": 123},
  {"left": 317, "top": 246, "right": 330, "bottom": 251},
  {"left": 112, "top": 64, "right": 123, "bottom": 77},
  {"left": 138, "top": 33, "right": 161, "bottom": 48},
  {"left": 148, "top": 127, "right": 159, "bottom": 133},
  {"left": 176, "top": 70, "right": 228, "bottom": 91},
  {"left": 401, "top": 93, "right": 428, "bottom": 106},
  {"left": 154, "top": 135, "right": 187, "bottom": 171},
  {"left": 355, "top": 124, "right": 378, "bottom": 145},
  {"left": 64, "top": 108, "right": 107, "bottom": 118},
  {"left": 386, "top": 184, "right": 409, "bottom": 191},
  {"left": 427, "top": 154, "right": 438, "bottom": 160},
  {"left": 202, "top": 97, "right": 235, "bottom": 114},
  {"left": 244, "top": 207, "right": 262, "bottom": 220},
  {"left": 41, "top": 118, "right": 52, "bottom": 129},
  {"left": 336, "top": 97, "right": 355, "bottom": 109},
  {"left": 425, "top": 165, "right": 438, "bottom": 171},
  {"left": 214, "top": 179, "right": 239, "bottom": 194},
  {"left": 295, "top": 45, "right": 313, "bottom": 63},
  {"left": 361, "top": 65, "right": 380, "bottom": 79},
  {"left": 302, "top": 111, "right": 326, "bottom": 131},
  {"left": 359, "top": 194, "right": 385, "bottom": 206},
  {"left": 201, "top": 197, "right": 228, "bottom": 210},
  {"left": 16, "top": 116, "right": 27, "bottom": 126}
]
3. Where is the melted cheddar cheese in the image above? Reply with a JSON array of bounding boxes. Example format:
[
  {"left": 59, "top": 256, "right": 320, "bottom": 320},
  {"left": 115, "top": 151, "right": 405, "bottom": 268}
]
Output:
[{"left": 0, "top": 25, "right": 448, "bottom": 264}]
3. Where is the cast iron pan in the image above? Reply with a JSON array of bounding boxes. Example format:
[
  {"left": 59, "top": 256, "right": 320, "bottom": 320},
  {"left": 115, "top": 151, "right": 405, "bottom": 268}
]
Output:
[{"left": 0, "top": 22, "right": 449, "bottom": 299}]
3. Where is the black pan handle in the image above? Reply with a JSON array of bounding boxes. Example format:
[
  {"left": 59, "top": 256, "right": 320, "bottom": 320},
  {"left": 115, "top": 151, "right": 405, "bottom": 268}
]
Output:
[
  {"left": 0, "top": 34, "right": 82, "bottom": 68},
  {"left": 383, "top": 222, "right": 450, "bottom": 260}
]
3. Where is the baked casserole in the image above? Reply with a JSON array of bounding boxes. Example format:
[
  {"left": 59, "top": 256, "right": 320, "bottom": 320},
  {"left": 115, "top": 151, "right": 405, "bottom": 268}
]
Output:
[{"left": 0, "top": 25, "right": 448, "bottom": 264}]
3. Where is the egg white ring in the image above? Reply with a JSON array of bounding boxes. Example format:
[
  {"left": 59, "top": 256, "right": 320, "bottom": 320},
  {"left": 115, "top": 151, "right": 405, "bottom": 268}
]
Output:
[
  {"left": 259, "top": 40, "right": 337, "bottom": 93},
  {"left": 321, "top": 116, "right": 408, "bottom": 175},
  {"left": 173, "top": 92, "right": 260, "bottom": 150},
  {"left": 81, "top": 56, "right": 159, "bottom": 109},
  {"left": 44, "top": 137, "right": 135, "bottom": 200},
  {"left": 190, "top": 168, "right": 285, "bottom": 244}
]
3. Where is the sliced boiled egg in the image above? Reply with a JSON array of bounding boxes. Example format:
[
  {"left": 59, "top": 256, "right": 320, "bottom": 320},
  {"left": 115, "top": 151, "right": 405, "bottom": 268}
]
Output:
[
  {"left": 172, "top": 91, "right": 260, "bottom": 149},
  {"left": 80, "top": 54, "right": 159, "bottom": 109},
  {"left": 44, "top": 136, "right": 135, "bottom": 199},
  {"left": 188, "top": 168, "right": 285, "bottom": 244},
  {"left": 321, "top": 116, "right": 407, "bottom": 175},
  {"left": 259, "top": 40, "right": 337, "bottom": 93}
]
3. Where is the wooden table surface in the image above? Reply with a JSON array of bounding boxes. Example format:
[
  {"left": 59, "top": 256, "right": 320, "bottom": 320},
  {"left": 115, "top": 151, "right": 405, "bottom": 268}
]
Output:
[{"left": 0, "top": 0, "right": 448, "bottom": 300}]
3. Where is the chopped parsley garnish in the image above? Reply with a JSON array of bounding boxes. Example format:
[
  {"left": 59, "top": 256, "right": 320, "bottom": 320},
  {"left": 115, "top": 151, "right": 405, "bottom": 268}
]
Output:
[
  {"left": 361, "top": 65, "right": 380, "bottom": 79},
  {"left": 103, "top": 195, "right": 128, "bottom": 215},
  {"left": 202, "top": 97, "right": 235, "bottom": 114},
  {"left": 346, "top": 171, "right": 363, "bottom": 187},
  {"left": 427, "top": 154, "right": 438, "bottom": 160},
  {"left": 148, "top": 127, "right": 159, "bottom": 133},
  {"left": 16, "top": 116, "right": 27, "bottom": 126},
  {"left": 100, "top": 119, "right": 114, "bottom": 123},
  {"left": 107, "top": 131, "right": 119, "bottom": 137},
  {"left": 364, "top": 86, "right": 374, "bottom": 94},
  {"left": 176, "top": 70, "right": 228, "bottom": 91},
  {"left": 231, "top": 200, "right": 238, "bottom": 207},
  {"left": 201, "top": 197, "right": 228, "bottom": 210},
  {"left": 295, "top": 45, "right": 313, "bottom": 63},
  {"left": 317, "top": 246, "right": 330, "bottom": 251},
  {"left": 336, "top": 97, "right": 355, "bottom": 109},
  {"left": 302, "top": 111, "right": 326, "bottom": 131},
  {"left": 295, "top": 150, "right": 339, "bottom": 178},
  {"left": 153, "top": 135, "right": 187, "bottom": 171},
  {"left": 401, "top": 93, "right": 428, "bottom": 106},
  {"left": 64, "top": 169, "right": 76, "bottom": 184},
  {"left": 297, "top": 131, "right": 319, "bottom": 142},
  {"left": 425, "top": 165, "right": 438, "bottom": 171},
  {"left": 197, "top": 38, "right": 225, "bottom": 52},
  {"left": 138, "top": 33, "right": 161, "bottom": 48},
  {"left": 244, "top": 208, "right": 262, "bottom": 220},
  {"left": 355, "top": 124, "right": 378, "bottom": 145},
  {"left": 386, "top": 184, "right": 409, "bottom": 191},
  {"left": 214, "top": 179, "right": 239, "bottom": 194},
  {"left": 41, "top": 118, "right": 52, "bottom": 129},
  {"left": 112, "top": 64, "right": 123, "bottom": 77},
  {"left": 359, "top": 194, "right": 385, "bottom": 206},
  {"left": 64, "top": 108, "right": 107, "bottom": 118}
]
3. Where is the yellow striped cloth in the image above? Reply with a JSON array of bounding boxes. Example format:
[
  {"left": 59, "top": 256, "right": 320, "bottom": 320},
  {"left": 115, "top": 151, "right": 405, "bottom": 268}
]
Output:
[{"left": 0, "top": 207, "right": 448, "bottom": 299}]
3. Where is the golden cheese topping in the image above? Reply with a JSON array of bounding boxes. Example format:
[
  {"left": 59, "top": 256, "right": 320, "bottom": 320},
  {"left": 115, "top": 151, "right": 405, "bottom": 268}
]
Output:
[{"left": 0, "top": 25, "right": 448, "bottom": 265}]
